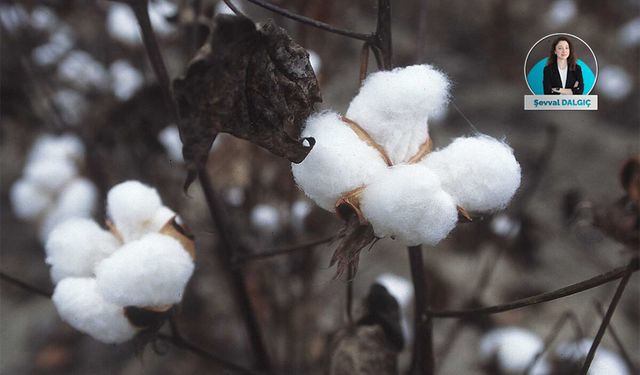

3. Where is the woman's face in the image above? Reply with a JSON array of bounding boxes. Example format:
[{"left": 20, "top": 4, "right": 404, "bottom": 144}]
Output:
[{"left": 554, "top": 40, "right": 570, "bottom": 60}]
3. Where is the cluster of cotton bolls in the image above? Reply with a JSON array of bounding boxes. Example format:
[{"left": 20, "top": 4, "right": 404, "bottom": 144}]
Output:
[
  {"left": 250, "top": 200, "right": 314, "bottom": 236},
  {"left": 478, "top": 327, "right": 630, "bottom": 375},
  {"left": 292, "top": 64, "right": 521, "bottom": 246},
  {"left": 10, "top": 134, "right": 97, "bottom": 242},
  {"left": 46, "top": 181, "right": 195, "bottom": 344}
]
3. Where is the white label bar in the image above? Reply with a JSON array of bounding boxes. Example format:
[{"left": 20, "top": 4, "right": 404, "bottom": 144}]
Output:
[{"left": 524, "top": 95, "right": 598, "bottom": 110}]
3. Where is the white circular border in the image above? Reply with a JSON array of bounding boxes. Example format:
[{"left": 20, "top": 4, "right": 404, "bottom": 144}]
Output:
[{"left": 524, "top": 33, "right": 598, "bottom": 95}]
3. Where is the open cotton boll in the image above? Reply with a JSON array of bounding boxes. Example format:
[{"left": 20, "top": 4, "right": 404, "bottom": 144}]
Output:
[
  {"left": 598, "top": 66, "right": 632, "bottom": 101},
  {"left": 618, "top": 18, "right": 640, "bottom": 47},
  {"left": 24, "top": 157, "right": 77, "bottom": 193},
  {"left": 57, "top": 50, "right": 109, "bottom": 91},
  {"left": 345, "top": 65, "right": 450, "bottom": 164},
  {"left": 158, "top": 126, "right": 184, "bottom": 162},
  {"left": 52, "top": 277, "right": 136, "bottom": 344},
  {"left": 10, "top": 179, "right": 52, "bottom": 220},
  {"left": 39, "top": 178, "right": 98, "bottom": 242},
  {"left": 107, "top": 3, "right": 141, "bottom": 45},
  {"left": 546, "top": 0, "right": 576, "bottom": 25},
  {"left": 554, "top": 339, "right": 629, "bottom": 375},
  {"left": 421, "top": 135, "right": 520, "bottom": 212},
  {"left": 251, "top": 204, "right": 281, "bottom": 234},
  {"left": 107, "top": 181, "right": 163, "bottom": 242},
  {"left": 30, "top": 6, "right": 59, "bottom": 31},
  {"left": 360, "top": 164, "right": 458, "bottom": 246},
  {"left": 96, "top": 233, "right": 194, "bottom": 307},
  {"left": 28, "top": 133, "right": 84, "bottom": 164},
  {"left": 110, "top": 60, "right": 144, "bottom": 101},
  {"left": 45, "top": 218, "right": 120, "bottom": 283},
  {"left": 32, "top": 28, "right": 74, "bottom": 66},
  {"left": 292, "top": 111, "right": 389, "bottom": 211},
  {"left": 479, "top": 327, "right": 547, "bottom": 374},
  {"left": 52, "top": 89, "right": 88, "bottom": 125}
]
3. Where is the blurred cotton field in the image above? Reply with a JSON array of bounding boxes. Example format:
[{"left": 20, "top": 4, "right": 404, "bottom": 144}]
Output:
[{"left": 1, "top": 1, "right": 638, "bottom": 375}]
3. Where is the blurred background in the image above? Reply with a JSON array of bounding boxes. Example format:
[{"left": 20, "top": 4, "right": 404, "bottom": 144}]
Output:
[{"left": 1, "top": 0, "right": 638, "bottom": 374}]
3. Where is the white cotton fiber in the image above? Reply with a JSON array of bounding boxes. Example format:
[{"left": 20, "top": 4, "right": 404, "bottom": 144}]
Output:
[
  {"left": 24, "top": 157, "right": 77, "bottom": 193},
  {"left": 57, "top": 50, "right": 109, "bottom": 91},
  {"left": 360, "top": 164, "right": 458, "bottom": 246},
  {"left": 107, "top": 181, "right": 164, "bottom": 242},
  {"left": 598, "top": 66, "right": 632, "bottom": 101},
  {"left": 10, "top": 179, "right": 52, "bottom": 220},
  {"left": 421, "top": 135, "right": 520, "bottom": 212},
  {"left": 618, "top": 18, "right": 640, "bottom": 47},
  {"left": 32, "top": 28, "right": 74, "bottom": 66},
  {"left": 28, "top": 134, "right": 84, "bottom": 165},
  {"left": 479, "top": 327, "right": 547, "bottom": 374},
  {"left": 107, "top": 3, "right": 140, "bottom": 45},
  {"left": 547, "top": 0, "right": 576, "bottom": 25},
  {"left": 251, "top": 204, "right": 281, "bottom": 234},
  {"left": 158, "top": 126, "right": 184, "bottom": 162},
  {"left": 45, "top": 218, "right": 120, "bottom": 283},
  {"left": 345, "top": 65, "right": 450, "bottom": 164},
  {"left": 554, "top": 339, "right": 629, "bottom": 375},
  {"left": 39, "top": 178, "right": 98, "bottom": 242},
  {"left": 110, "top": 60, "right": 144, "bottom": 101},
  {"left": 292, "top": 111, "right": 389, "bottom": 211},
  {"left": 96, "top": 233, "right": 194, "bottom": 307},
  {"left": 52, "top": 277, "right": 136, "bottom": 344}
]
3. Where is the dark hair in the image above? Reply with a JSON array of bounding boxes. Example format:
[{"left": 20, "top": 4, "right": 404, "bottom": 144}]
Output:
[{"left": 547, "top": 36, "right": 577, "bottom": 70}]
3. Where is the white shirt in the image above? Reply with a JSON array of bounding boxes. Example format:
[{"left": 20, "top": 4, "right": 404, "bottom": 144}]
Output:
[{"left": 558, "top": 66, "right": 568, "bottom": 88}]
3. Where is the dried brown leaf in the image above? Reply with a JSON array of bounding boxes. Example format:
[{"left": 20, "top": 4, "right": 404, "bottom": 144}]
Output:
[{"left": 173, "top": 15, "right": 321, "bottom": 189}]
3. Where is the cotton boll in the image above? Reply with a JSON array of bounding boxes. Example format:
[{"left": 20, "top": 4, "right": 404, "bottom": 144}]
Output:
[
  {"left": 292, "top": 111, "right": 389, "bottom": 211},
  {"left": 618, "top": 18, "right": 640, "bottom": 47},
  {"left": 30, "top": 6, "right": 59, "bottom": 31},
  {"left": 251, "top": 204, "right": 281, "bottom": 234},
  {"left": 96, "top": 233, "right": 194, "bottom": 307},
  {"left": 107, "top": 3, "right": 141, "bottom": 45},
  {"left": 39, "top": 178, "right": 98, "bottom": 241},
  {"left": 148, "top": 0, "right": 176, "bottom": 36},
  {"left": 24, "top": 158, "right": 77, "bottom": 193},
  {"left": 345, "top": 65, "right": 450, "bottom": 164},
  {"left": 110, "top": 60, "right": 144, "bottom": 101},
  {"left": 421, "top": 135, "right": 521, "bottom": 212},
  {"left": 57, "top": 50, "right": 109, "bottom": 91},
  {"left": 375, "top": 273, "right": 413, "bottom": 342},
  {"left": 224, "top": 187, "right": 245, "bottom": 207},
  {"left": 0, "top": 4, "right": 28, "bottom": 34},
  {"left": 52, "top": 278, "right": 136, "bottom": 344},
  {"left": 107, "top": 181, "right": 164, "bottom": 242},
  {"left": 291, "top": 199, "right": 312, "bottom": 233},
  {"left": 10, "top": 179, "right": 52, "bottom": 220},
  {"left": 490, "top": 213, "right": 521, "bottom": 239},
  {"left": 158, "top": 126, "right": 183, "bottom": 162},
  {"left": 360, "top": 164, "right": 458, "bottom": 246},
  {"left": 598, "top": 66, "right": 632, "bottom": 101},
  {"left": 547, "top": 0, "right": 576, "bottom": 25},
  {"left": 554, "top": 339, "right": 629, "bottom": 375},
  {"left": 45, "top": 218, "right": 120, "bottom": 283},
  {"left": 32, "top": 28, "right": 74, "bottom": 66},
  {"left": 51, "top": 89, "right": 88, "bottom": 125},
  {"left": 27, "top": 133, "right": 84, "bottom": 164},
  {"left": 148, "top": 206, "right": 176, "bottom": 233},
  {"left": 479, "top": 327, "right": 547, "bottom": 374}
]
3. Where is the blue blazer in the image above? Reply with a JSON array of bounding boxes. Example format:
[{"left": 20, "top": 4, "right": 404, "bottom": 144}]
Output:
[{"left": 543, "top": 62, "right": 584, "bottom": 95}]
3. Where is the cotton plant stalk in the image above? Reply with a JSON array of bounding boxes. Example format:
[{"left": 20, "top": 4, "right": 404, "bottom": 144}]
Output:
[
  {"left": 292, "top": 64, "right": 521, "bottom": 269},
  {"left": 45, "top": 181, "right": 195, "bottom": 343}
]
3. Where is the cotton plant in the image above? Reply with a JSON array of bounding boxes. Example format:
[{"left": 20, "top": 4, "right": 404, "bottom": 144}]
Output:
[
  {"left": 46, "top": 181, "right": 196, "bottom": 344},
  {"left": 479, "top": 327, "right": 550, "bottom": 375},
  {"left": 10, "top": 134, "right": 97, "bottom": 242},
  {"left": 292, "top": 65, "right": 521, "bottom": 258}
]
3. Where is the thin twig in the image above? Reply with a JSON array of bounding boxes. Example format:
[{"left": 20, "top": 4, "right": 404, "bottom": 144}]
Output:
[
  {"left": 579, "top": 264, "right": 634, "bottom": 374},
  {"left": 243, "top": 0, "right": 371, "bottom": 41},
  {"left": 374, "top": 0, "right": 392, "bottom": 69},
  {"left": 0, "top": 271, "right": 52, "bottom": 298},
  {"left": 592, "top": 301, "right": 638, "bottom": 373},
  {"left": 198, "top": 167, "right": 272, "bottom": 371},
  {"left": 408, "top": 245, "right": 434, "bottom": 375},
  {"left": 235, "top": 234, "right": 337, "bottom": 263},
  {"left": 429, "top": 258, "right": 639, "bottom": 317}
]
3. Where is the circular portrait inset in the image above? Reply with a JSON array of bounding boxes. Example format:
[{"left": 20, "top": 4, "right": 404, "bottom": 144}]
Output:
[{"left": 524, "top": 33, "right": 597, "bottom": 95}]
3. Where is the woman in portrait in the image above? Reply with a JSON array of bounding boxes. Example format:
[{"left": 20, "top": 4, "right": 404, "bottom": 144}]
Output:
[{"left": 543, "top": 36, "right": 584, "bottom": 95}]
